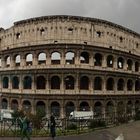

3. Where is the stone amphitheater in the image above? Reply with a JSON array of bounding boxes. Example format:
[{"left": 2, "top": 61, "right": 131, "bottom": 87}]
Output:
[{"left": 0, "top": 15, "right": 139, "bottom": 118}]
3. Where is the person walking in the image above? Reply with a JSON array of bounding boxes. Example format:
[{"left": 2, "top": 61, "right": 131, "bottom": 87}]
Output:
[
  {"left": 19, "top": 115, "right": 31, "bottom": 140},
  {"left": 49, "top": 114, "right": 56, "bottom": 140}
]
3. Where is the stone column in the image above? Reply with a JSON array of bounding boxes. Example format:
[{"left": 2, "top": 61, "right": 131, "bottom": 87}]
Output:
[
  {"left": 89, "top": 75, "right": 93, "bottom": 94},
  {"left": 46, "top": 52, "right": 51, "bottom": 65},
  {"left": 90, "top": 100, "right": 93, "bottom": 111},
  {"left": 31, "top": 100, "right": 35, "bottom": 114},
  {"left": 102, "top": 54, "right": 107, "bottom": 68},
  {"left": 114, "top": 102, "right": 117, "bottom": 119},
  {"left": 61, "top": 51, "right": 65, "bottom": 65},
  {"left": 19, "top": 75, "right": 23, "bottom": 93},
  {"left": 102, "top": 76, "right": 106, "bottom": 94},
  {"left": 132, "top": 102, "right": 135, "bottom": 116},
  {"left": 132, "top": 79, "right": 135, "bottom": 94},
  {"left": 124, "top": 101, "right": 127, "bottom": 114},
  {"left": 21, "top": 54, "right": 26, "bottom": 67},
  {"left": 102, "top": 103, "right": 106, "bottom": 119},
  {"left": 75, "top": 100, "right": 79, "bottom": 111},
  {"left": 89, "top": 53, "right": 94, "bottom": 66},
  {"left": 9, "top": 75, "right": 12, "bottom": 91},
  {"left": 60, "top": 101, "right": 65, "bottom": 118},
  {"left": 132, "top": 61, "right": 135, "bottom": 72},
  {"left": 124, "top": 79, "right": 127, "bottom": 93},
  {"left": 114, "top": 77, "right": 117, "bottom": 93},
  {"left": 46, "top": 74, "right": 49, "bottom": 93},
  {"left": 10, "top": 55, "right": 15, "bottom": 68},
  {"left": 33, "top": 52, "right": 38, "bottom": 66},
  {"left": 1, "top": 56, "right": 5, "bottom": 68},
  {"left": 124, "top": 59, "right": 127, "bottom": 71},
  {"left": 60, "top": 74, "right": 64, "bottom": 94},
  {"left": 75, "top": 73, "right": 79, "bottom": 94},
  {"left": 75, "top": 51, "right": 80, "bottom": 65},
  {"left": 32, "top": 74, "right": 36, "bottom": 91},
  {"left": 46, "top": 100, "right": 49, "bottom": 117},
  {"left": 18, "top": 96, "right": 22, "bottom": 110},
  {"left": 113, "top": 56, "right": 118, "bottom": 69},
  {"left": 7, "top": 98, "right": 11, "bottom": 109}
]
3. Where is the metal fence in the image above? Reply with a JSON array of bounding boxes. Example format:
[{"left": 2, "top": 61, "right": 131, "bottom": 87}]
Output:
[{"left": 0, "top": 111, "right": 139, "bottom": 137}]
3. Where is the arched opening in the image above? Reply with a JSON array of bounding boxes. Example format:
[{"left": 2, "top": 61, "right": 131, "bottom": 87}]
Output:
[
  {"left": 127, "top": 59, "right": 133, "bottom": 70},
  {"left": 135, "top": 100, "right": 140, "bottom": 113},
  {"left": 51, "top": 102, "right": 60, "bottom": 118},
  {"left": 65, "top": 76, "right": 75, "bottom": 89},
  {"left": 36, "top": 76, "right": 46, "bottom": 89},
  {"left": 12, "top": 76, "right": 19, "bottom": 89},
  {"left": 117, "top": 57, "right": 124, "bottom": 69},
  {"left": 65, "top": 102, "right": 75, "bottom": 117},
  {"left": 94, "top": 53, "right": 102, "bottom": 66},
  {"left": 51, "top": 52, "right": 61, "bottom": 64},
  {"left": 117, "top": 78, "right": 124, "bottom": 91},
  {"left": 127, "top": 79, "right": 133, "bottom": 91},
  {"left": 135, "top": 61, "right": 139, "bottom": 72},
  {"left": 117, "top": 101, "right": 125, "bottom": 115},
  {"left": 65, "top": 52, "right": 75, "bottom": 64},
  {"left": 80, "top": 52, "right": 89, "bottom": 64},
  {"left": 107, "top": 55, "right": 113, "bottom": 67},
  {"left": 40, "top": 28, "right": 45, "bottom": 36},
  {"left": 22, "top": 100, "right": 31, "bottom": 112},
  {"left": 94, "top": 102, "right": 102, "bottom": 116},
  {"left": 5, "top": 56, "right": 10, "bottom": 67},
  {"left": 38, "top": 52, "right": 46, "bottom": 65},
  {"left": 3, "top": 77, "right": 9, "bottom": 88},
  {"left": 11, "top": 100, "right": 18, "bottom": 111},
  {"left": 135, "top": 80, "right": 140, "bottom": 91},
  {"left": 51, "top": 76, "right": 60, "bottom": 89},
  {"left": 79, "top": 101, "right": 90, "bottom": 111},
  {"left": 36, "top": 101, "right": 46, "bottom": 116},
  {"left": 80, "top": 76, "right": 89, "bottom": 90},
  {"left": 26, "top": 53, "right": 33, "bottom": 66},
  {"left": 126, "top": 101, "right": 133, "bottom": 115},
  {"left": 23, "top": 76, "right": 32, "bottom": 89},
  {"left": 106, "top": 78, "right": 114, "bottom": 90},
  {"left": 1, "top": 98, "right": 8, "bottom": 109},
  {"left": 106, "top": 101, "right": 114, "bottom": 116},
  {"left": 15, "top": 55, "right": 21, "bottom": 66},
  {"left": 94, "top": 77, "right": 102, "bottom": 90}
]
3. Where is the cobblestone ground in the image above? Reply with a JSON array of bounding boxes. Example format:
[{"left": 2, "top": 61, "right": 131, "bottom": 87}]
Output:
[{"left": 0, "top": 121, "right": 140, "bottom": 140}]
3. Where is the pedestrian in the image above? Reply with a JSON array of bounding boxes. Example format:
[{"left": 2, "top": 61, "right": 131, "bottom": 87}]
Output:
[
  {"left": 49, "top": 114, "right": 56, "bottom": 140},
  {"left": 19, "top": 115, "right": 31, "bottom": 140}
]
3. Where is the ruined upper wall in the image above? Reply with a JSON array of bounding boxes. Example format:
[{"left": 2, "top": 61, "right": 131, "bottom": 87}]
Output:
[{"left": 0, "top": 15, "right": 140, "bottom": 56}]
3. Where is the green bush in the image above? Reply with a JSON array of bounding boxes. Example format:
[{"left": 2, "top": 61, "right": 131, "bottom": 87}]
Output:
[
  {"left": 67, "top": 123, "right": 77, "bottom": 130},
  {"left": 117, "top": 115, "right": 128, "bottom": 124},
  {"left": 89, "top": 119, "right": 106, "bottom": 129},
  {"left": 12, "top": 110, "right": 24, "bottom": 119},
  {"left": 12, "top": 109, "right": 46, "bottom": 129},
  {"left": 135, "top": 110, "right": 140, "bottom": 120}
]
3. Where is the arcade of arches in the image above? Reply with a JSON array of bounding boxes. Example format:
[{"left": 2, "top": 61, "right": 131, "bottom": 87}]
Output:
[
  {"left": 1, "top": 98, "right": 140, "bottom": 118},
  {"left": 0, "top": 48, "right": 140, "bottom": 118},
  {"left": 0, "top": 51, "right": 139, "bottom": 73}
]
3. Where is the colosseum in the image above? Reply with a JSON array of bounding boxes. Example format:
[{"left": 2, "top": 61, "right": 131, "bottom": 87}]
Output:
[{"left": 0, "top": 15, "right": 139, "bottom": 118}]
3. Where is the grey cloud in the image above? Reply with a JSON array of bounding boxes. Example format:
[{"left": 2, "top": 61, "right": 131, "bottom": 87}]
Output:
[{"left": 0, "top": 0, "right": 140, "bottom": 33}]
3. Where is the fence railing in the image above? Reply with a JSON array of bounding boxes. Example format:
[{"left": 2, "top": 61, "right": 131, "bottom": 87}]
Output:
[{"left": 0, "top": 111, "right": 139, "bottom": 137}]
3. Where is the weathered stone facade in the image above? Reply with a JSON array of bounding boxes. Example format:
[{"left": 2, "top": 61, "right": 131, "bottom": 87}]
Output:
[{"left": 0, "top": 15, "right": 139, "bottom": 118}]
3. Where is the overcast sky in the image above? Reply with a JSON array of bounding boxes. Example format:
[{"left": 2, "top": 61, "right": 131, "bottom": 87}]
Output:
[{"left": 0, "top": 0, "right": 140, "bottom": 33}]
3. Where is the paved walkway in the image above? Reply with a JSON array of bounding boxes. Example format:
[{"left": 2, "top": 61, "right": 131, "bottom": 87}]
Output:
[{"left": 0, "top": 121, "right": 140, "bottom": 140}]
